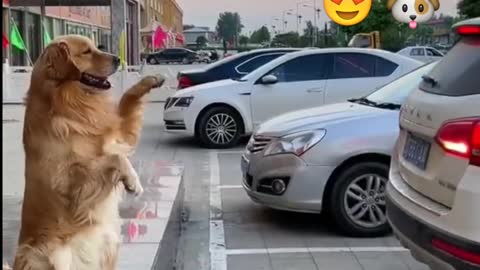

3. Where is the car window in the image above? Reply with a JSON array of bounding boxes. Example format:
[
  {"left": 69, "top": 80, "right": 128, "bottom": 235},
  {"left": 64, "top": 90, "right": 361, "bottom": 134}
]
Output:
[
  {"left": 331, "top": 53, "right": 376, "bottom": 79},
  {"left": 236, "top": 53, "right": 283, "bottom": 74},
  {"left": 426, "top": 48, "right": 443, "bottom": 57},
  {"left": 419, "top": 36, "right": 480, "bottom": 96},
  {"left": 367, "top": 62, "right": 436, "bottom": 105},
  {"left": 410, "top": 48, "right": 425, "bottom": 56},
  {"left": 375, "top": 57, "right": 399, "bottom": 77},
  {"left": 267, "top": 54, "right": 333, "bottom": 82}
]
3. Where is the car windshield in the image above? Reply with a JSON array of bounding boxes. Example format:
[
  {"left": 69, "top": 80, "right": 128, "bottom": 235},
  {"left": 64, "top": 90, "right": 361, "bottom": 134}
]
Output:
[{"left": 354, "top": 62, "right": 437, "bottom": 108}]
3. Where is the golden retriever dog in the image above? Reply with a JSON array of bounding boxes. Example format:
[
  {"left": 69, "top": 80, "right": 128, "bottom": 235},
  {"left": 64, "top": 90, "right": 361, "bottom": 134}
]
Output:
[{"left": 13, "top": 35, "right": 164, "bottom": 270}]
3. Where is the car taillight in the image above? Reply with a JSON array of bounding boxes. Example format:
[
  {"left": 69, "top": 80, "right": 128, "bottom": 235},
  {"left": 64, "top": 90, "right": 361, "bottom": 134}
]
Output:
[
  {"left": 177, "top": 75, "right": 193, "bottom": 90},
  {"left": 456, "top": 25, "right": 480, "bottom": 36},
  {"left": 435, "top": 118, "right": 480, "bottom": 166},
  {"left": 432, "top": 238, "right": 480, "bottom": 265}
]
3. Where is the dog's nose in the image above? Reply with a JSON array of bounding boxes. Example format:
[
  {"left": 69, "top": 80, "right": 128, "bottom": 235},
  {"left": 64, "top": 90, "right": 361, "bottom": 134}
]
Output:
[
  {"left": 410, "top": 15, "right": 417, "bottom": 21},
  {"left": 112, "top": 56, "right": 121, "bottom": 68}
]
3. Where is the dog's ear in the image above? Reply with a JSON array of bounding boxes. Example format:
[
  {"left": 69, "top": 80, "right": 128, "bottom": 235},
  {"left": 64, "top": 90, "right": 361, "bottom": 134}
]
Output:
[
  {"left": 42, "top": 41, "right": 81, "bottom": 81},
  {"left": 387, "top": 0, "right": 397, "bottom": 10},
  {"left": 430, "top": 0, "right": 440, "bottom": 10}
]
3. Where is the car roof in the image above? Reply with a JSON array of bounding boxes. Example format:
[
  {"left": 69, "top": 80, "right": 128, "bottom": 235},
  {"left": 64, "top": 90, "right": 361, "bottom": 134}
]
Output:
[{"left": 453, "top": 17, "right": 480, "bottom": 29}]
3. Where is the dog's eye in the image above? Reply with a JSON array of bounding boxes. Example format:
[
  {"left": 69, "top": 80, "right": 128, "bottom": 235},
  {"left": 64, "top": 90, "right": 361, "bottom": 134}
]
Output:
[
  {"left": 83, "top": 49, "right": 92, "bottom": 55},
  {"left": 418, "top": 4, "right": 424, "bottom": 12},
  {"left": 402, "top": 4, "right": 408, "bottom": 12}
]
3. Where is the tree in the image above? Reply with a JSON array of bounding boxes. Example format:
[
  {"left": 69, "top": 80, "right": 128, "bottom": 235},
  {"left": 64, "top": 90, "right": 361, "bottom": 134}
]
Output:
[
  {"left": 458, "top": 0, "right": 480, "bottom": 19},
  {"left": 250, "top": 26, "right": 271, "bottom": 44},
  {"left": 196, "top": 36, "right": 207, "bottom": 49},
  {"left": 272, "top": 32, "right": 300, "bottom": 47},
  {"left": 216, "top": 12, "right": 244, "bottom": 47},
  {"left": 239, "top": 35, "right": 249, "bottom": 47}
]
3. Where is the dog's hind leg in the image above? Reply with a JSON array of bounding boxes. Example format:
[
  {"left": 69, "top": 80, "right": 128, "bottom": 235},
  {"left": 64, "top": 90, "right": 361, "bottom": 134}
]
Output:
[{"left": 117, "top": 74, "right": 165, "bottom": 146}]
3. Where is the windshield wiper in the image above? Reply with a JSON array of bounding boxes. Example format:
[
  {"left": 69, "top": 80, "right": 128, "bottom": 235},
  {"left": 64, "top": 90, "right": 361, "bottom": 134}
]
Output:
[
  {"left": 422, "top": 75, "right": 438, "bottom": 87},
  {"left": 374, "top": 102, "right": 402, "bottom": 110},
  {"left": 348, "top": 98, "right": 401, "bottom": 110},
  {"left": 348, "top": 97, "right": 377, "bottom": 106}
]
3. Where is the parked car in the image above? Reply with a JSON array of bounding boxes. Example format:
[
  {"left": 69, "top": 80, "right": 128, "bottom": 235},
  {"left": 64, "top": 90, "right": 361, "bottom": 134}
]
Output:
[
  {"left": 145, "top": 48, "right": 198, "bottom": 65},
  {"left": 240, "top": 62, "right": 436, "bottom": 237},
  {"left": 387, "top": 18, "right": 480, "bottom": 270},
  {"left": 197, "top": 50, "right": 212, "bottom": 63},
  {"left": 176, "top": 48, "right": 300, "bottom": 89},
  {"left": 164, "top": 48, "right": 422, "bottom": 148},
  {"left": 397, "top": 46, "right": 444, "bottom": 63}
]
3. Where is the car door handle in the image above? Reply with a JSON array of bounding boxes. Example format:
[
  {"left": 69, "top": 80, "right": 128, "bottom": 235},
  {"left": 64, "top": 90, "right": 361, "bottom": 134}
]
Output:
[{"left": 307, "top": 89, "right": 323, "bottom": 93}]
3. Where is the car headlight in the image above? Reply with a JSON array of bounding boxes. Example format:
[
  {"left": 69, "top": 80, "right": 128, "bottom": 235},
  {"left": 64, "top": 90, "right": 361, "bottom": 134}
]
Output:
[
  {"left": 175, "top": 96, "right": 194, "bottom": 107},
  {"left": 264, "top": 129, "right": 326, "bottom": 157}
]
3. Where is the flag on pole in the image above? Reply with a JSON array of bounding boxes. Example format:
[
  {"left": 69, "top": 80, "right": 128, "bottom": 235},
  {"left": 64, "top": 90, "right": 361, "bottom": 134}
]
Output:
[
  {"left": 43, "top": 22, "right": 52, "bottom": 45},
  {"left": 119, "top": 30, "right": 126, "bottom": 70},
  {"left": 2, "top": 33, "right": 8, "bottom": 49},
  {"left": 10, "top": 22, "right": 26, "bottom": 50}
]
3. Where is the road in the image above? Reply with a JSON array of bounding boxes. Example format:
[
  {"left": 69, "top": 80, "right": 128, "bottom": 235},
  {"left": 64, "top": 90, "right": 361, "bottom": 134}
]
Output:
[{"left": 138, "top": 102, "right": 430, "bottom": 270}]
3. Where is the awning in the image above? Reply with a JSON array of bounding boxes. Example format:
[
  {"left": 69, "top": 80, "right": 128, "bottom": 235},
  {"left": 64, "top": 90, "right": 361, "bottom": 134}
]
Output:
[{"left": 140, "top": 20, "right": 162, "bottom": 34}]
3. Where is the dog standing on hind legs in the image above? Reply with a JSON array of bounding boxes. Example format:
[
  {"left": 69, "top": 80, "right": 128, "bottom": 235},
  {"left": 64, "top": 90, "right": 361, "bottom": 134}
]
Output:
[{"left": 12, "top": 35, "right": 165, "bottom": 270}]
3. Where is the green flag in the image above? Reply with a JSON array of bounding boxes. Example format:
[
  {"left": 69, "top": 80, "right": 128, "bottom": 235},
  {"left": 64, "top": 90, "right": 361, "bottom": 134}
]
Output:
[
  {"left": 10, "top": 22, "right": 25, "bottom": 50},
  {"left": 43, "top": 23, "right": 52, "bottom": 45}
]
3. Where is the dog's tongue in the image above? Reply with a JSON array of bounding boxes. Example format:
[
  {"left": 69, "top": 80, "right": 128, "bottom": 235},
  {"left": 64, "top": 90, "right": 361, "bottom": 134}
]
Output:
[{"left": 409, "top": 21, "right": 418, "bottom": 29}]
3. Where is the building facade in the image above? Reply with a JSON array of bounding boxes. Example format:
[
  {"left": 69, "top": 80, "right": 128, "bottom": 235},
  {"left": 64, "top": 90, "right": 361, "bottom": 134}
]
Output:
[
  {"left": 3, "top": 0, "right": 142, "bottom": 66},
  {"left": 140, "top": 0, "right": 183, "bottom": 52}
]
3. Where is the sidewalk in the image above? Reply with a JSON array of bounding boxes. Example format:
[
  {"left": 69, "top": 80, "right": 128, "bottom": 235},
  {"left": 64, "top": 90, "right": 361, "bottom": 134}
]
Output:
[{"left": 2, "top": 105, "right": 184, "bottom": 270}]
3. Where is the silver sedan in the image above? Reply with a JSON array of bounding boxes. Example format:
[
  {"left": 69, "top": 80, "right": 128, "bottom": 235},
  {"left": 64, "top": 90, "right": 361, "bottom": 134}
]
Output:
[{"left": 241, "top": 63, "right": 436, "bottom": 237}]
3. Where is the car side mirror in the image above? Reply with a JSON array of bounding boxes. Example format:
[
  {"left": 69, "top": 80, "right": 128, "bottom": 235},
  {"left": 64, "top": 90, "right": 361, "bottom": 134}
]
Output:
[{"left": 261, "top": 75, "right": 278, "bottom": 85}]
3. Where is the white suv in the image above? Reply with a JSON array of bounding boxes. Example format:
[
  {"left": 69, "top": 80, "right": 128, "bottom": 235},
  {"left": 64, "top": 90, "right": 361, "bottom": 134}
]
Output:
[{"left": 387, "top": 18, "right": 480, "bottom": 270}]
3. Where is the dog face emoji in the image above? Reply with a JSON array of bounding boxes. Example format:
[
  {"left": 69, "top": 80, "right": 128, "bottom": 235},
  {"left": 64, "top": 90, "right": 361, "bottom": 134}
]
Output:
[{"left": 388, "top": 0, "right": 440, "bottom": 29}]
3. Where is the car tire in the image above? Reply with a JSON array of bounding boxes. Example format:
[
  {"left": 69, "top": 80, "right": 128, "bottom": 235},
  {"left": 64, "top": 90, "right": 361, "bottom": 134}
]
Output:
[
  {"left": 328, "top": 162, "right": 391, "bottom": 237},
  {"left": 196, "top": 106, "right": 243, "bottom": 149},
  {"left": 148, "top": 57, "right": 158, "bottom": 65}
]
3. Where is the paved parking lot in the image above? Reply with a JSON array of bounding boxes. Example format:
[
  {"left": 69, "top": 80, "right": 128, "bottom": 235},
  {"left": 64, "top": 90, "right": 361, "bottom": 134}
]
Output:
[{"left": 132, "top": 103, "right": 430, "bottom": 270}]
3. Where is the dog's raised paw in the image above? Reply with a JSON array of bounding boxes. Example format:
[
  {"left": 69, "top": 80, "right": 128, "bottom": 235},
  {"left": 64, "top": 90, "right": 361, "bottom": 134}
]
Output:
[{"left": 141, "top": 74, "right": 166, "bottom": 89}]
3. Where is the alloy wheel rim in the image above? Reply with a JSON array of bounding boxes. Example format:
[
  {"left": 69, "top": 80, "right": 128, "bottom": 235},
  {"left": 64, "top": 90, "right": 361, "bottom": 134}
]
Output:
[
  {"left": 343, "top": 174, "right": 387, "bottom": 229},
  {"left": 206, "top": 113, "right": 237, "bottom": 145}
]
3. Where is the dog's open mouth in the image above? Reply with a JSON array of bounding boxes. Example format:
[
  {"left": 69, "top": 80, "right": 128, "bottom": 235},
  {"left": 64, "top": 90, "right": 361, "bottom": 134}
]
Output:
[
  {"left": 80, "top": 72, "right": 111, "bottom": 90},
  {"left": 336, "top": 11, "right": 359, "bottom": 20}
]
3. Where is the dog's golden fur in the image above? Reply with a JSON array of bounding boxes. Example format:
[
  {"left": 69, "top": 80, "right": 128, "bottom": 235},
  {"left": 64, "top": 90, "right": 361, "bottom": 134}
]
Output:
[{"left": 13, "top": 35, "right": 164, "bottom": 270}]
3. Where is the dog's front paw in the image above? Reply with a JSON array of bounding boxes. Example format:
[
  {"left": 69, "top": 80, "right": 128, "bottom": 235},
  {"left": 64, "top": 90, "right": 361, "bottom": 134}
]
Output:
[{"left": 141, "top": 74, "right": 166, "bottom": 89}]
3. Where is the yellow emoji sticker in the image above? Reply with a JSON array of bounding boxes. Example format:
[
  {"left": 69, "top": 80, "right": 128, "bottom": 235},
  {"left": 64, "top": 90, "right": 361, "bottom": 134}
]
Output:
[{"left": 324, "top": 0, "right": 372, "bottom": 26}]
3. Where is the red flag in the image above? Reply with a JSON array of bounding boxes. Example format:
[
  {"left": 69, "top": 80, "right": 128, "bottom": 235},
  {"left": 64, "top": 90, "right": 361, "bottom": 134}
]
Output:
[
  {"left": 175, "top": 33, "right": 185, "bottom": 45},
  {"left": 3, "top": 33, "right": 8, "bottom": 49},
  {"left": 152, "top": 26, "right": 167, "bottom": 49}
]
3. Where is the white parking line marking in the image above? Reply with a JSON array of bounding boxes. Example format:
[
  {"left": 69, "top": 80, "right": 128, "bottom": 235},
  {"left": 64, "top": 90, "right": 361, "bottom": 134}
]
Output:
[
  {"left": 225, "top": 246, "right": 408, "bottom": 255},
  {"left": 219, "top": 185, "right": 243, "bottom": 190},
  {"left": 209, "top": 151, "right": 227, "bottom": 270}
]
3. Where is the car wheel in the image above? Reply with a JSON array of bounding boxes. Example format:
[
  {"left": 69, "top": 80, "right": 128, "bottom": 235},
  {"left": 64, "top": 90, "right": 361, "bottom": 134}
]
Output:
[
  {"left": 148, "top": 57, "right": 158, "bottom": 65},
  {"left": 182, "top": 57, "right": 190, "bottom": 64},
  {"left": 328, "top": 162, "right": 391, "bottom": 237},
  {"left": 197, "top": 106, "right": 243, "bottom": 149}
]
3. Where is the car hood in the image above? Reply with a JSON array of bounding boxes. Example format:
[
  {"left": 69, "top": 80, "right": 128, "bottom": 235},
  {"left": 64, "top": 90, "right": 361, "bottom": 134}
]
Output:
[
  {"left": 173, "top": 79, "right": 242, "bottom": 96},
  {"left": 256, "top": 102, "right": 396, "bottom": 137}
]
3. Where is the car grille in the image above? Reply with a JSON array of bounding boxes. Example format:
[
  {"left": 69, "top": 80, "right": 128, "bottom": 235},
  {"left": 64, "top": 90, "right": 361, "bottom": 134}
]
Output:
[
  {"left": 247, "top": 135, "right": 273, "bottom": 154},
  {"left": 165, "top": 120, "right": 186, "bottom": 130},
  {"left": 164, "top": 97, "right": 178, "bottom": 110}
]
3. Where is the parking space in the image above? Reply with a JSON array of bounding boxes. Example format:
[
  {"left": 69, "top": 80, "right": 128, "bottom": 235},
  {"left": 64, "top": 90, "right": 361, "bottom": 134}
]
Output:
[{"left": 214, "top": 153, "right": 430, "bottom": 270}]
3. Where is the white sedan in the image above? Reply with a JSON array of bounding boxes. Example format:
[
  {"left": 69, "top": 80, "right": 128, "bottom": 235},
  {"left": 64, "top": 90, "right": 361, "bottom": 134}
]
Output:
[
  {"left": 163, "top": 48, "right": 422, "bottom": 148},
  {"left": 397, "top": 46, "right": 444, "bottom": 63}
]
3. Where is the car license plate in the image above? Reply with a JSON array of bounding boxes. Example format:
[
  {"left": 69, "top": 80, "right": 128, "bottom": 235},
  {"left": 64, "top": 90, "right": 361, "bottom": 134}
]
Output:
[
  {"left": 403, "top": 134, "right": 431, "bottom": 170},
  {"left": 241, "top": 155, "right": 249, "bottom": 178}
]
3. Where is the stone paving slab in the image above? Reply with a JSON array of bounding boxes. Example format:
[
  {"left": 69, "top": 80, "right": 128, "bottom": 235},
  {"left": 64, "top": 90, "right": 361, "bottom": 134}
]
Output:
[{"left": 2, "top": 160, "right": 184, "bottom": 270}]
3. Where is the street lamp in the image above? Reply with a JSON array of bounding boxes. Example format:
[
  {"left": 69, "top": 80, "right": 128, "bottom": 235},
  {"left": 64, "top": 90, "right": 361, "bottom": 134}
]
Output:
[
  {"left": 296, "top": 1, "right": 309, "bottom": 34},
  {"left": 282, "top": 9, "right": 294, "bottom": 33},
  {"left": 303, "top": 1, "right": 322, "bottom": 45}
]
